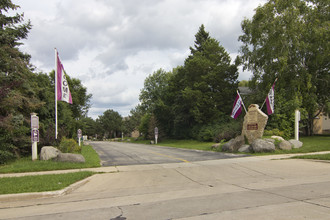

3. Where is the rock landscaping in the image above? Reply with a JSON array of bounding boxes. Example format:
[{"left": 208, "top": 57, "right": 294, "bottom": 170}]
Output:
[
  {"left": 40, "top": 146, "right": 85, "bottom": 163},
  {"left": 221, "top": 136, "right": 303, "bottom": 153}
]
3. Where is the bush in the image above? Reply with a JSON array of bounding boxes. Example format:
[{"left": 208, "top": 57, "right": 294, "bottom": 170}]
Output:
[
  {"left": 194, "top": 118, "right": 242, "bottom": 142},
  {"left": 264, "top": 128, "right": 285, "bottom": 138},
  {"left": 214, "top": 120, "right": 242, "bottom": 142},
  {"left": 58, "top": 137, "right": 81, "bottom": 153}
]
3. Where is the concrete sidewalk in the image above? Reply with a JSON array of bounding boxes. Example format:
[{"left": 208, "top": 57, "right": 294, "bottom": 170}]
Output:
[
  {"left": 0, "top": 151, "right": 329, "bottom": 203},
  {"left": 0, "top": 152, "right": 330, "bottom": 219}
]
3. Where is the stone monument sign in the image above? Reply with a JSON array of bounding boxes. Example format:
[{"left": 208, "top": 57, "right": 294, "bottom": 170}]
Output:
[{"left": 242, "top": 104, "right": 268, "bottom": 144}]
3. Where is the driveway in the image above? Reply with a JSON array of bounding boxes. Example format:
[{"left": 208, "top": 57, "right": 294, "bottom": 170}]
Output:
[{"left": 89, "top": 141, "right": 246, "bottom": 166}]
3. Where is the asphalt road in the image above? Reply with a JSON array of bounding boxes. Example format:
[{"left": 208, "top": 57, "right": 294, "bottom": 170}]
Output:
[
  {"left": 1, "top": 154, "right": 330, "bottom": 219},
  {"left": 88, "top": 141, "right": 246, "bottom": 166}
]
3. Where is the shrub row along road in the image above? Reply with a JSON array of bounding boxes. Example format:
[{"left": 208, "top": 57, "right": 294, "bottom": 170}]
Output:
[{"left": 89, "top": 141, "right": 245, "bottom": 166}]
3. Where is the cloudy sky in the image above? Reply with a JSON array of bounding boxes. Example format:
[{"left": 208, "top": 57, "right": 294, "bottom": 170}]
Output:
[{"left": 14, "top": 0, "right": 266, "bottom": 119}]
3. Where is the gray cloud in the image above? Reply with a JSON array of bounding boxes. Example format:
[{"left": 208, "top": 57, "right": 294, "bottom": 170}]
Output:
[{"left": 15, "top": 0, "right": 266, "bottom": 119}]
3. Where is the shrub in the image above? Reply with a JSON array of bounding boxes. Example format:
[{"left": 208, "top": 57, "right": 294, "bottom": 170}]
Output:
[
  {"left": 264, "top": 128, "right": 285, "bottom": 138},
  {"left": 195, "top": 118, "right": 242, "bottom": 142},
  {"left": 58, "top": 137, "right": 81, "bottom": 153}
]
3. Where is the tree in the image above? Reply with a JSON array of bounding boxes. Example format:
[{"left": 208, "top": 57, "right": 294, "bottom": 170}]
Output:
[
  {"left": 239, "top": 0, "right": 329, "bottom": 135},
  {"left": 169, "top": 25, "right": 239, "bottom": 137},
  {"left": 138, "top": 25, "right": 239, "bottom": 139},
  {"left": 0, "top": 0, "right": 41, "bottom": 163},
  {"left": 98, "top": 109, "right": 122, "bottom": 138}
]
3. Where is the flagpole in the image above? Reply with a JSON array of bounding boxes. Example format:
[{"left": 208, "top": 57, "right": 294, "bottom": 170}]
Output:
[
  {"left": 238, "top": 90, "right": 247, "bottom": 113},
  {"left": 55, "top": 48, "right": 58, "bottom": 139}
]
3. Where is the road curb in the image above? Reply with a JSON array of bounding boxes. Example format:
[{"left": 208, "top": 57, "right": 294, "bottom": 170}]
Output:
[{"left": 0, "top": 175, "right": 93, "bottom": 202}]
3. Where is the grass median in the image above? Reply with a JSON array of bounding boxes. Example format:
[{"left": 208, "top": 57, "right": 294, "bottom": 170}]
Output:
[
  {"left": 0, "top": 171, "right": 94, "bottom": 195},
  {"left": 0, "top": 144, "right": 100, "bottom": 174}
]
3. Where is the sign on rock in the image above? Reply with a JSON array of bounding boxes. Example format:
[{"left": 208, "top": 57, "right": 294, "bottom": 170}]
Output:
[{"left": 242, "top": 104, "right": 268, "bottom": 144}]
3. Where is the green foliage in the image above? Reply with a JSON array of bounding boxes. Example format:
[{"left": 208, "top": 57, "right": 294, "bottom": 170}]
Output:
[
  {"left": 238, "top": 80, "right": 250, "bottom": 87},
  {"left": 97, "top": 109, "right": 122, "bottom": 138},
  {"left": 264, "top": 129, "right": 285, "bottom": 138},
  {"left": 137, "top": 25, "right": 239, "bottom": 140},
  {"left": 191, "top": 117, "right": 242, "bottom": 142},
  {"left": 0, "top": 1, "right": 41, "bottom": 163},
  {"left": 58, "top": 137, "right": 81, "bottom": 153},
  {"left": 239, "top": 0, "right": 330, "bottom": 136},
  {"left": 139, "top": 113, "right": 151, "bottom": 139}
]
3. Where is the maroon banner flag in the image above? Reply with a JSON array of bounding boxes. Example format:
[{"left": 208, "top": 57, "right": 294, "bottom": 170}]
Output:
[
  {"left": 231, "top": 91, "right": 243, "bottom": 119},
  {"left": 56, "top": 52, "right": 72, "bottom": 104},
  {"left": 265, "top": 80, "right": 276, "bottom": 115}
]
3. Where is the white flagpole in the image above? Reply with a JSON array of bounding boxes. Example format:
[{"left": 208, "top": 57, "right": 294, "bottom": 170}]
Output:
[{"left": 55, "top": 48, "right": 58, "bottom": 139}]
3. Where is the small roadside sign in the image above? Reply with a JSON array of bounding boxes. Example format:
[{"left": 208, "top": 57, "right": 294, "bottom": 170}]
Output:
[
  {"left": 77, "top": 129, "right": 82, "bottom": 138},
  {"left": 31, "top": 129, "right": 39, "bottom": 142},
  {"left": 31, "top": 114, "right": 39, "bottom": 129}
]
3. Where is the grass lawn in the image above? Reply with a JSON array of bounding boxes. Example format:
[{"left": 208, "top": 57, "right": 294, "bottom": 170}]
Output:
[
  {"left": 291, "top": 153, "right": 330, "bottom": 161},
  {"left": 0, "top": 145, "right": 100, "bottom": 174},
  {"left": 0, "top": 171, "right": 94, "bottom": 195},
  {"left": 132, "top": 136, "right": 330, "bottom": 155}
]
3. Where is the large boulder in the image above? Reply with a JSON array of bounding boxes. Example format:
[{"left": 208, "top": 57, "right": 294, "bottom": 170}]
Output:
[
  {"left": 211, "top": 143, "right": 221, "bottom": 150},
  {"left": 242, "top": 104, "right": 268, "bottom": 144},
  {"left": 271, "top": 136, "right": 285, "bottom": 141},
  {"left": 278, "top": 140, "right": 292, "bottom": 150},
  {"left": 54, "top": 153, "right": 85, "bottom": 163},
  {"left": 238, "top": 145, "right": 252, "bottom": 153},
  {"left": 40, "top": 146, "right": 61, "bottom": 161},
  {"left": 251, "top": 139, "right": 275, "bottom": 153},
  {"left": 289, "top": 139, "right": 303, "bottom": 148},
  {"left": 221, "top": 135, "right": 244, "bottom": 152}
]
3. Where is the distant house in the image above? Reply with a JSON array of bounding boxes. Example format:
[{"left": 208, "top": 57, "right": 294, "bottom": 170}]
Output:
[
  {"left": 313, "top": 113, "right": 330, "bottom": 134},
  {"left": 238, "top": 86, "right": 253, "bottom": 96}
]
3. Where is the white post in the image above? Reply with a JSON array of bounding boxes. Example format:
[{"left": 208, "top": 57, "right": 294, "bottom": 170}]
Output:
[
  {"left": 55, "top": 48, "right": 58, "bottom": 139},
  {"left": 31, "top": 113, "right": 39, "bottom": 161},
  {"left": 295, "top": 109, "right": 300, "bottom": 141},
  {"left": 32, "top": 141, "right": 38, "bottom": 160}
]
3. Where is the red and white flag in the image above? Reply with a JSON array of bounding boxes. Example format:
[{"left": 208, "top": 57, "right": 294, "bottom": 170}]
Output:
[
  {"left": 265, "top": 80, "right": 276, "bottom": 115},
  {"left": 56, "top": 52, "right": 72, "bottom": 104},
  {"left": 231, "top": 91, "right": 243, "bottom": 119}
]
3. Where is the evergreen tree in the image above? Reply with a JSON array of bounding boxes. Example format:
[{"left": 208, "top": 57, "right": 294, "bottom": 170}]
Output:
[{"left": 0, "top": 0, "right": 41, "bottom": 163}]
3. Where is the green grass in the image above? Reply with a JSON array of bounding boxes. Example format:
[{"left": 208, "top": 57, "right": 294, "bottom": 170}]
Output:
[
  {"left": 250, "top": 136, "right": 330, "bottom": 155},
  {"left": 132, "top": 136, "right": 330, "bottom": 155},
  {"left": 0, "top": 145, "right": 100, "bottom": 174},
  {"left": 291, "top": 153, "right": 330, "bottom": 161},
  {"left": 0, "top": 171, "right": 94, "bottom": 194}
]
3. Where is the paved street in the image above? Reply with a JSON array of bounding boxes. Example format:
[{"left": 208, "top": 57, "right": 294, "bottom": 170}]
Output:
[
  {"left": 89, "top": 141, "right": 246, "bottom": 166},
  {"left": 1, "top": 153, "right": 330, "bottom": 219}
]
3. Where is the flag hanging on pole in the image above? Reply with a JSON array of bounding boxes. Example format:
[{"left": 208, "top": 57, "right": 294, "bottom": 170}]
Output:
[
  {"left": 265, "top": 79, "right": 277, "bottom": 115},
  {"left": 56, "top": 52, "right": 72, "bottom": 104},
  {"left": 231, "top": 91, "right": 245, "bottom": 119},
  {"left": 55, "top": 48, "right": 72, "bottom": 139}
]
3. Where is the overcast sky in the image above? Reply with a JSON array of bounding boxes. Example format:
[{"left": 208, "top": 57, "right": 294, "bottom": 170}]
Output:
[{"left": 14, "top": 0, "right": 266, "bottom": 119}]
